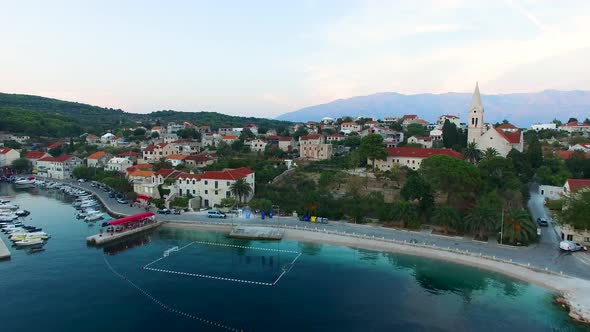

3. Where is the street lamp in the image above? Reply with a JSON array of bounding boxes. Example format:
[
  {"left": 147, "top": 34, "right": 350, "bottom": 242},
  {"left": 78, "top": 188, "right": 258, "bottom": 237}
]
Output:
[{"left": 500, "top": 209, "right": 504, "bottom": 245}]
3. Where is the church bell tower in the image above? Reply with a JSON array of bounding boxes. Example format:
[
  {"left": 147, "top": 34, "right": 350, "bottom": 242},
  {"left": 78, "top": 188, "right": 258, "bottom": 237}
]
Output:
[{"left": 467, "top": 82, "right": 485, "bottom": 144}]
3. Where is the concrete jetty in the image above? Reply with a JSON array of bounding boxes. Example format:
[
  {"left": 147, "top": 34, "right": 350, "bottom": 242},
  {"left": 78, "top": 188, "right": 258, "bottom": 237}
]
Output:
[
  {"left": 0, "top": 236, "right": 11, "bottom": 260},
  {"left": 229, "top": 226, "right": 284, "bottom": 240},
  {"left": 86, "top": 221, "right": 165, "bottom": 246}
]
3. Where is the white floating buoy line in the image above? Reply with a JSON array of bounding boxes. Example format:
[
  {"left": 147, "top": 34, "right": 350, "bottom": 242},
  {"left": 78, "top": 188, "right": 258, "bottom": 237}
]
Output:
[{"left": 103, "top": 257, "right": 244, "bottom": 332}]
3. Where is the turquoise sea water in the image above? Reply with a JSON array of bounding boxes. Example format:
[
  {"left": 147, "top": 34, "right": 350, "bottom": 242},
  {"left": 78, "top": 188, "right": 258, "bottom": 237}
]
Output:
[{"left": 0, "top": 185, "right": 588, "bottom": 332}]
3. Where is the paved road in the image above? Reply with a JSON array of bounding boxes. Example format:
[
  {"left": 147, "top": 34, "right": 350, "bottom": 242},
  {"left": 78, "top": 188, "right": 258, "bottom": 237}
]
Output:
[{"left": 66, "top": 180, "right": 590, "bottom": 280}]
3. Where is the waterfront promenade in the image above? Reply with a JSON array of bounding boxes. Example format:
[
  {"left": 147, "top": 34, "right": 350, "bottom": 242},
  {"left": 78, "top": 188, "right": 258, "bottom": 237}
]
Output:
[{"left": 70, "top": 180, "right": 590, "bottom": 280}]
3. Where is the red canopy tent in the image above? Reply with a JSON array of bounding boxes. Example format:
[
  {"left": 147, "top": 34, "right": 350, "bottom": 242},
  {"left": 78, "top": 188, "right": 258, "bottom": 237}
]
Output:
[
  {"left": 137, "top": 195, "right": 151, "bottom": 201},
  {"left": 105, "top": 212, "right": 155, "bottom": 226}
]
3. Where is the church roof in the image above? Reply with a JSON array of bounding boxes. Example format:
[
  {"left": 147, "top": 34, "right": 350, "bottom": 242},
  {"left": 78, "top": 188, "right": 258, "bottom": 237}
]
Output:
[
  {"left": 496, "top": 123, "right": 518, "bottom": 130},
  {"left": 495, "top": 128, "right": 521, "bottom": 144},
  {"left": 469, "top": 82, "right": 483, "bottom": 112}
]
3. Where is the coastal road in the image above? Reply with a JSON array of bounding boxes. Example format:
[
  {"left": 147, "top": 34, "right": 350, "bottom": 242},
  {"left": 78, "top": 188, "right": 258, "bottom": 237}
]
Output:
[{"left": 68, "top": 180, "right": 590, "bottom": 280}]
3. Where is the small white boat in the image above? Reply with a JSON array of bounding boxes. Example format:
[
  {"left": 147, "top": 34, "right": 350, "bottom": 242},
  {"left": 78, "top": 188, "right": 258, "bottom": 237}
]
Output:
[
  {"left": 85, "top": 212, "right": 104, "bottom": 221},
  {"left": 0, "top": 214, "right": 18, "bottom": 222},
  {"left": 14, "top": 178, "right": 36, "bottom": 188},
  {"left": 0, "top": 203, "right": 19, "bottom": 211},
  {"left": 15, "top": 210, "right": 30, "bottom": 217},
  {"left": 14, "top": 238, "right": 44, "bottom": 247},
  {"left": 0, "top": 199, "right": 10, "bottom": 204}
]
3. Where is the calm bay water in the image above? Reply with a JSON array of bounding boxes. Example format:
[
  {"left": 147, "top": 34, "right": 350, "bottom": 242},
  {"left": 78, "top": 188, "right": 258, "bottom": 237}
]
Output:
[{"left": 0, "top": 185, "right": 587, "bottom": 332}]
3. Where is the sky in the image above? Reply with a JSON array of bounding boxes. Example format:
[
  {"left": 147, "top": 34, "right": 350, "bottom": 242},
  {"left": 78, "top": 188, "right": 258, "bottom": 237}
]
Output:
[{"left": 1, "top": 0, "right": 590, "bottom": 118}]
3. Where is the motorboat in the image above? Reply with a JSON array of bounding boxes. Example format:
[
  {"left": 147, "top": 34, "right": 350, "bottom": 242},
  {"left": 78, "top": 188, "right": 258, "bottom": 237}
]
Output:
[
  {"left": 14, "top": 238, "right": 44, "bottom": 247},
  {"left": 85, "top": 212, "right": 104, "bottom": 221},
  {"left": 15, "top": 210, "right": 30, "bottom": 217},
  {"left": 11, "top": 234, "right": 50, "bottom": 242},
  {"left": 0, "top": 214, "right": 18, "bottom": 222},
  {"left": 0, "top": 198, "right": 10, "bottom": 204},
  {"left": 14, "top": 177, "right": 36, "bottom": 188},
  {"left": 0, "top": 203, "right": 19, "bottom": 211},
  {"left": 78, "top": 201, "right": 99, "bottom": 209}
]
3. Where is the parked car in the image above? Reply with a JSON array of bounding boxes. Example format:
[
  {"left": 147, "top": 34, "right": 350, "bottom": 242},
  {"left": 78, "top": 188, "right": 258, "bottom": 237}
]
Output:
[
  {"left": 173, "top": 209, "right": 182, "bottom": 215},
  {"left": 78, "top": 178, "right": 85, "bottom": 183},
  {"left": 115, "top": 193, "right": 125, "bottom": 200},
  {"left": 560, "top": 240, "right": 587, "bottom": 252},
  {"left": 158, "top": 208, "right": 171, "bottom": 214},
  {"left": 108, "top": 192, "right": 116, "bottom": 198},
  {"left": 536, "top": 218, "right": 549, "bottom": 227},
  {"left": 207, "top": 210, "right": 226, "bottom": 219},
  {"left": 116, "top": 198, "right": 129, "bottom": 204}
]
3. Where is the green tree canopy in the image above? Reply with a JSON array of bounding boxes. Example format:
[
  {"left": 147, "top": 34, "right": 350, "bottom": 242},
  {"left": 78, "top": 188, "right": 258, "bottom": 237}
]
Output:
[
  {"left": 420, "top": 155, "right": 481, "bottom": 208},
  {"left": 11, "top": 158, "right": 31, "bottom": 173},
  {"left": 358, "top": 134, "right": 387, "bottom": 171},
  {"left": 400, "top": 172, "right": 434, "bottom": 213},
  {"left": 556, "top": 190, "right": 590, "bottom": 230},
  {"left": 406, "top": 123, "right": 427, "bottom": 138}
]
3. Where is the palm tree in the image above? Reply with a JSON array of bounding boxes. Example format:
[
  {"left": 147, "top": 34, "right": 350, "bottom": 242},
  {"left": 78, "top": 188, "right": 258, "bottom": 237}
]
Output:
[
  {"left": 501, "top": 209, "right": 537, "bottom": 245},
  {"left": 465, "top": 205, "right": 499, "bottom": 240},
  {"left": 230, "top": 178, "right": 252, "bottom": 206},
  {"left": 389, "top": 200, "right": 418, "bottom": 228},
  {"left": 464, "top": 142, "right": 481, "bottom": 164},
  {"left": 432, "top": 206, "right": 462, "bottom": 234},
  {"left": 482, "top": 147, "right": 499, "bottom": 160}
]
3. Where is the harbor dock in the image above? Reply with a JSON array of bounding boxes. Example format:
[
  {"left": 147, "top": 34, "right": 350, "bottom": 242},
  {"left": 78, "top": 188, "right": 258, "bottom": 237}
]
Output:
[
  {"left": 0, "top": 237, "right": 11, "bottom": 260},
  {"left": 87, "top": 220, "right": 165, "bottom": 245},
  {"left": 229, "top": 226, "right": 284, "bottom": 240}
]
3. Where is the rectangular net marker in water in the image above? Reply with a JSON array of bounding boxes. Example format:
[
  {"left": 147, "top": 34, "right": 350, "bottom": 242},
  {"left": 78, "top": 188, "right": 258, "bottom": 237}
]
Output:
[{"left": 142, "top": 240, "right": 301, "bottom": 286}]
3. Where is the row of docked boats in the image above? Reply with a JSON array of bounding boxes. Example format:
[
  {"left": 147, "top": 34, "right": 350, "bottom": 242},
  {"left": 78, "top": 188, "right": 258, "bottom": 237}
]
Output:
[{"left": 0, "top": 198, "right": 48, "bottom": 248}]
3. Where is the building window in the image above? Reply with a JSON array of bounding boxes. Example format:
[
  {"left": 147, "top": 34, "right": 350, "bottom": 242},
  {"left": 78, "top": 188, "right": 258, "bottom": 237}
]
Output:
[
  {"left": 204, "top": 180, "right": 208, "bottom": 185},
  {"left": 215, "top": 181, "right": 218, "bottom": 189},
  {"left": 585, "top": 237, "right": 590, "bottom": 243},
  {"left": 226, "top": 191, "right": 231, "bottom": 198},
  {"left": 192, "top": 180, "right": 196, "bottom": 184},
  {"left": 215, "top": 191, "right": 218, "bottom": 195},
  {"left": 567, "top": 234, "right": 573, "bottom": 241},
  {"left": 193, "top": 189, "right": 196, "bottom": 194},
  {"left": 205, "top": 190, "right": 208, "bottom": 194},
  {"left": 226, "top": 182, "right": 230, "bottom": 186}
]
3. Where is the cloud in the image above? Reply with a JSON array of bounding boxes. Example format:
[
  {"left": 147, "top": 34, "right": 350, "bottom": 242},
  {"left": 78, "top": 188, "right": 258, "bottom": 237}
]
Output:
[{"left": 287, "top": 0, "right": 590, "bottom": 109}]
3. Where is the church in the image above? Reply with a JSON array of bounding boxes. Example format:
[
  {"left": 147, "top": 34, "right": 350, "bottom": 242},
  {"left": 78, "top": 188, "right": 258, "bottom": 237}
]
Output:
[{"left": 467, "top": 83, "right": 524, "bottom": 157}]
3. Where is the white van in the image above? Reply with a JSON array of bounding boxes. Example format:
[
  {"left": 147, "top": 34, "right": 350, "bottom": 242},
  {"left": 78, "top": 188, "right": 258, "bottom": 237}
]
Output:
[
  {"left": 560, "top": 240, "right": 587, "bottom": 252},
  {"left": 207, "top": 210, "right": 227, "bottom": 219}
]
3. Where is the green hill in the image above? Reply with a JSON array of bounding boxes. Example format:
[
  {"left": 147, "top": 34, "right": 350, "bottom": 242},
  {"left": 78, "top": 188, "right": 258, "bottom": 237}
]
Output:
[{"left": 0, "top": 93, "right": 292, "bottom": 137}]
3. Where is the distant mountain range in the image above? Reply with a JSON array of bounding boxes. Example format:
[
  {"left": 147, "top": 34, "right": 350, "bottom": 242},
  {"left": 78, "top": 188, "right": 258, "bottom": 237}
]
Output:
[{"left": 277, "top": 90, "right": 590, "bottom": 127}]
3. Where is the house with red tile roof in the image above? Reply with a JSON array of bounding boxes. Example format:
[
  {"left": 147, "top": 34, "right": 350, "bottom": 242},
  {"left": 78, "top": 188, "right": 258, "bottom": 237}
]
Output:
[
  {"left": 554, "top": 150, "right": 590, "bottom": 160},
  {"left": 559, "top": 121, "right": 590, "bottom": 134},
  {"left": 326, "top": 133, "right": 346, "bottom": 143},
  {"left": 560, "top": 178, "right": 590, "bottom": 246},
  {"left": 247, "top": 138, "right": 267, "bottom": 152},
  {"left": 436, "top": 115, "right": 461, "bottom": 128},
  {"left": 117, "top": 151, "right": 141, "bottom": 163},
  {"left": 265, "top": 135, "right": 296, "bottom": 152},
  {"left": 37, "top": 155, "right": 82, "bottom": 179},
  {"left": 340, "top": 122, "right": 361, "bottom": 133},
  {"left": 173, "top": 167, "right": 255, "bottom": 208},
  {"left": 563, "top": 179, "right": 590, "bottom": 194},
  {"left": 0, "top": 148, "right": 20, "bottom": 167},
  {"left": 24, "top": 151, "right": 50, "bottom": 172},
  {"left": 47, "top": 141, "right": 64, "bottom": 150},
  {"left": 86, "top": 151, "right": 113, "bottom": 168},
  {"left": 407, "top": 136, "right": 433, "bottom": 148},
  {"left": 85, "top": 134, "right": 99, "bottom": 145},
  {"left": 184, "top": 153, "right": 217, "bottom": 168},
  {"left": 142, "top": 143, "right": 180, "bottom": 162},
  {"left": 466, "top": 83, "right": 523, "bottom": 156},
  {"left": 299, "top": 134, "right": 333, "bottom": 160},
  {"left": 374, "top": 147, "right": 463, "bottom": 171},
  {"left": 165, "top": 154, "right": 188, "bottom": 167},
  {"left": 569, "top": 143, "right": 590, "bottom": 153}
]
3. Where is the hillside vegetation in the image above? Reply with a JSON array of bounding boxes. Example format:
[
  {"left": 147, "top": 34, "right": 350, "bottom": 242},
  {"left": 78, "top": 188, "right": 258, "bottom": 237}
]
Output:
[{"left": 0, "top": 93, "right": 292, "bottom": 136}]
